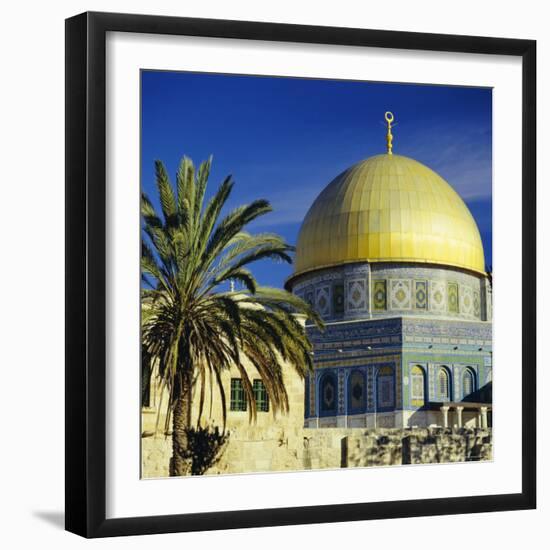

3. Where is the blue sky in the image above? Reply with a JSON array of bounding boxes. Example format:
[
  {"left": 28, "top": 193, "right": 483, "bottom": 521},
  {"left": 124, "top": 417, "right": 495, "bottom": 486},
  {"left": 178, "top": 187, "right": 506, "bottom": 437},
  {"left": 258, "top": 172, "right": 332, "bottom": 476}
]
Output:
[{"left": 141, "top": 71, "right": 492, "bottom": 288}]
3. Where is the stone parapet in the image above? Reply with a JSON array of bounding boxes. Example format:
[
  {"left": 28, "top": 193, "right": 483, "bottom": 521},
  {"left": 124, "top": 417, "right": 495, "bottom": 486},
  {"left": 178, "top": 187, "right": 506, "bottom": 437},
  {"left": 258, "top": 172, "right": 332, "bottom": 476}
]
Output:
[{"left": 141, "top": 426, "right": 492, "bottom": 478}]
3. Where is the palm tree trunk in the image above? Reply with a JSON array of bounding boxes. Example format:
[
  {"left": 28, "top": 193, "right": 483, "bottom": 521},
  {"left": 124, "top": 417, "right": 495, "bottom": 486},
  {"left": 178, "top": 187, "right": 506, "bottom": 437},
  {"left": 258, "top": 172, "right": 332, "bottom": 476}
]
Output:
[{"left": 169, "top": 372, "right": 193, "bottom": 476}]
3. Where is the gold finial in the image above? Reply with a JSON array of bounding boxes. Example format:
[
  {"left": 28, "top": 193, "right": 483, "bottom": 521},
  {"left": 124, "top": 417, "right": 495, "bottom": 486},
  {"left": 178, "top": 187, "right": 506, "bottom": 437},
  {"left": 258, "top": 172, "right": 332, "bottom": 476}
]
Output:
[{"left": 385, "top": 111, "right": 394, "bottom": 155}]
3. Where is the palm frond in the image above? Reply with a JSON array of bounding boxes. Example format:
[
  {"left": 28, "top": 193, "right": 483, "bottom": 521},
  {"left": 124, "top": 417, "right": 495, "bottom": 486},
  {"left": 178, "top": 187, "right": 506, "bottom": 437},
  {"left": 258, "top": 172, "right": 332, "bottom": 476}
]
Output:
[{"left": 141, "top": 153, "right": 325, "bottom": 461}]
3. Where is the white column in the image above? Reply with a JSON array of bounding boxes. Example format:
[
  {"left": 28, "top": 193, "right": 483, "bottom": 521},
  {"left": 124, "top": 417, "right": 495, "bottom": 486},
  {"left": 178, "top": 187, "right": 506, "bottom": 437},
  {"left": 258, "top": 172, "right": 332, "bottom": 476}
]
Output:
[
  {"left": 456, "top": 406, "right": 464, "bottom": 428},
  {"left": 480, "top": 406, "right": 488, "bottom": 429},
  {"left": 440, "top": 405, "right": 450, "bottom": 428}
]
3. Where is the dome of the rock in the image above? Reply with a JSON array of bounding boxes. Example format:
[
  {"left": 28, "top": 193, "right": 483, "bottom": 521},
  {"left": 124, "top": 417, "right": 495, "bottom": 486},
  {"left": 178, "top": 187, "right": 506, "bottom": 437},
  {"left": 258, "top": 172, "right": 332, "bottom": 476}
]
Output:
[{"left": 291, "top": 153, "right": 485, "bottom": 279}]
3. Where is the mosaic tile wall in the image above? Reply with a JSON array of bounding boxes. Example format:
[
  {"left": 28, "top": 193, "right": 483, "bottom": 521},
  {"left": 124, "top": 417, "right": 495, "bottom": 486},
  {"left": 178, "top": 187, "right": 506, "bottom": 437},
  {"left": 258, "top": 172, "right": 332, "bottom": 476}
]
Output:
[
  {"left": 304, "top": 316, "right": 492, "bottom": 419},
  {"left": 291, "top": 262, "right": 491, "bottom": 322},
  {"left": 312, "top": 359, "right": 400, "bottom": 417}
]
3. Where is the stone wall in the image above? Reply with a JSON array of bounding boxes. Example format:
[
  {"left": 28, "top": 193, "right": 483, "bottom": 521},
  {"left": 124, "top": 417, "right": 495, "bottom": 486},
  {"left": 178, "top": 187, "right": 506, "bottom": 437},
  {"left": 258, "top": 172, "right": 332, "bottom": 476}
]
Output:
[{"left": 141, "top": 426, "right": 492, "bottom": 478}]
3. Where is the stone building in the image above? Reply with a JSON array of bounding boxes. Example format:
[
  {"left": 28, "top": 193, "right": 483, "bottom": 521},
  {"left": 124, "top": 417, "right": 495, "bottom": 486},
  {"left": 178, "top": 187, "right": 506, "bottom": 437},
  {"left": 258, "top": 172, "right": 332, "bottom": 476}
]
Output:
[{"left": 141, "top": 113, "right": 492, "bottom": 477}]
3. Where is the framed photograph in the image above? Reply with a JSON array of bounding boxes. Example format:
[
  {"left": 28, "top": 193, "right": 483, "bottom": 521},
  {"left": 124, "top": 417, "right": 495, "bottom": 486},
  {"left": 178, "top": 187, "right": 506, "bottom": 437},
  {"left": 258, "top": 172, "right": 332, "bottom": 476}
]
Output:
[{"left": 65, "top": 11, "right": 536, "bottom": 538}]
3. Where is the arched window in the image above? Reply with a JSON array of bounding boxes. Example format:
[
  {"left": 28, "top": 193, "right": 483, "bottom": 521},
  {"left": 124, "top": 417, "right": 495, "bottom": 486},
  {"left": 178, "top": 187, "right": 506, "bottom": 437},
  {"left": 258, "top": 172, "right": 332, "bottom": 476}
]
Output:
[
  {"left": 320, "top": 372, "right": 337, "bottom": 415},
  {"left": 348, "top": 370, "right": 366, "bottom": 413},
  {"left": 410, "top": 365, "right": 425, "bottom": 407},
  {"left": 462, "top": 369, "right": 476, "bottom": 398},
  {"left": 377, "top": 366, "right": 394, "bottom": 409},
  {"left": 438, "top": 368, "right": 450, "bottom": 400}
]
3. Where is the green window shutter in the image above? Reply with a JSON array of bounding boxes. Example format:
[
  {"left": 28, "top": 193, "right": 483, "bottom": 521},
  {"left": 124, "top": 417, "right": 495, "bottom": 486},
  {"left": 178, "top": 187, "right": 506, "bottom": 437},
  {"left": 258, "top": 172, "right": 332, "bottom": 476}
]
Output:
[
  {"left": 230, "top": 378, "right": 247, "bottom": 411},
  {"left": 253, "top": 379, "right": 269, "bottom": 412}
]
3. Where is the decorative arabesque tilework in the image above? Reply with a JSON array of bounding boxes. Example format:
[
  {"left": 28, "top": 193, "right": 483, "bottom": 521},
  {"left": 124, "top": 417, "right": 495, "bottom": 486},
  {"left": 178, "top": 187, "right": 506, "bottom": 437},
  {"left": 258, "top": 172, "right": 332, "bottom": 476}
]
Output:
[
  {"left": 410, "top": 364, "right": 426, "bottom": 407},
  {"left": 460, "top": 285, "right": 473, "bottom": 316},
  {"left": 332, "top": 283, "right": 345, "bottom": 315},
  {"left": 338, "top": 369, "right": 345, "bottom": 414},
  {"left": 308, "top": 317, "right": 403, "bottom": 348},
  {"left": 447, "top": 282, "right": 459, "bottom": 314},
  {"left": 395, "top": 358, "right": 402, "bottom": 408},
  {"left": 320, "top": 372, "right": 337, "bottom": 412},
  {"left": 428, "top": 364, "right": 436, "bottom": 401},
  {"left": 349, "top": 370, "right": 366, "bottom": 411},
  {"left": 305, "top": 289, "right": 314, "bottom": 308},
  {"left": 390, "top": 279, "right": 412, "bottom": 310},
  {"left": 293, "top": 262, "right": 487, "bottom": 321},
  {"left": 373, "top": 280, "right": 387, "bottom": 310},
  {"left": 377, "top": 366, "right": 395, "bottom": 408},
  {"left": 415, "top": 280, "right": 428, "bottom": 310},
  {"left": 347, "top": 279, "right": 366, "bottom": 311},
  {"left": 315, "top": 285, "right": 331, "bottom": 317},
  {"left": 453, "top": 368, "right": 460, "bottom": 401},
  {"left": 367, "top": 367, "right": 375, "bottom": 409},
  {"left": 430, "top": 280, "right": 447, "bottom": 313},
  {"left": 473, "top": 290, "right": 481, "bottom": 318}
]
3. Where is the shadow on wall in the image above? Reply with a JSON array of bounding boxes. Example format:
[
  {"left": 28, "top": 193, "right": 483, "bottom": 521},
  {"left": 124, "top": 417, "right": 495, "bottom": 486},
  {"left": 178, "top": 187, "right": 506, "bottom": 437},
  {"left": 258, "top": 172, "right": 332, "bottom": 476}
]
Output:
[
  {"left": 176, "top": 426, "right": 229, "bottom": 475},
  {"left": 464, "top": 381, "right": 492, "bottom": 404}
]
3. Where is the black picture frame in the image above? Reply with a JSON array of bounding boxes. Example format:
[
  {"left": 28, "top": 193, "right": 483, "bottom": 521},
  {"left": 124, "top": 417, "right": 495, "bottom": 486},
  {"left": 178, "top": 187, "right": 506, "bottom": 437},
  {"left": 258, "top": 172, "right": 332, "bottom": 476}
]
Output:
[{"left": 65, "top": 11, "right": 536, "bottom": 538}]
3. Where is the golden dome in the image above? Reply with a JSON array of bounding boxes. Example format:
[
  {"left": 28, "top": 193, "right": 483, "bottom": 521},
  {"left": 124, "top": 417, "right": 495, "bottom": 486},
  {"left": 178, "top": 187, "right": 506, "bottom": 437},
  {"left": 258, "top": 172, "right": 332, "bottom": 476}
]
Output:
[{"left": 292, "top": 154, "right": 485, "bottom": 279}]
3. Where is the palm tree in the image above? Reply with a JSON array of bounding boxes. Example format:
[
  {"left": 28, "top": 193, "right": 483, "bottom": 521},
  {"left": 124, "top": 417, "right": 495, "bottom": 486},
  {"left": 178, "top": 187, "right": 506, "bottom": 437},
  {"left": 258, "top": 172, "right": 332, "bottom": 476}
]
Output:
[{"left": 141, "top": 155, "right": 323, "bottom": 476}]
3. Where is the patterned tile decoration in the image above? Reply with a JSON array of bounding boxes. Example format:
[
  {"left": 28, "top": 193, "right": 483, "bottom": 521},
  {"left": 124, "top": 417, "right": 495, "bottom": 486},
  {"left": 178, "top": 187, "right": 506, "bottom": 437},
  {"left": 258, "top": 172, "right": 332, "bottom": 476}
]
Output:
[
  {"left": 309, "top": 375, "right": 316, "bottom": 416},
  {"left": 373, "top": 280, "right": 387, "bottom": 310},
  {"left": 349, "top": 369, "right": 366, "bottom": 411},
  {"left": 338, "top": 369, "right": 346, "bottom": 414},
  {"left": 409, "top": 364, "right": 427, "bottom": 407},
  {"left": 390, "top": 279, "right": 412, "bottom": 310},
  {"left": 315, "top": 285, "right": 331, "bottom": 317},
  {"left": 307, "top": 317, "right": 491, "bottom": 360},
  {"left": 307, "top": 362, "right": 400, "bottom": 413},
  {"left": 292, "top": 262, "right": 487, "bottom": 321},
  {"left": 291, "top": 267, "right": 346, "bottom": 294},
  {"left": 447, "top": 282, "right": 459, "bottom": 314},
  {"left": 367, "top": 367, "right": 375, "bottom": 410},
  {"left": 473, "top": 290, "right": 481, "bottom": 318},
  {"left": 395, "top": 357, "right": 402, "bottom": 408},
  {"left": 347, "top": 279, "right": 367, "bottom": 311},
  {"left": 430, "top": 280, "right": 447, "bottom": 313},
  {"left": 428, "top": 363, "right": 436, "bottom": 401},
  {"left": 332, "top": 283, "right": 345, "bottom": 315},
  {"left": 460, "top": 285, "right": 473, "bottom": 316},
  {"left": 377, "top": 366, "right": 395, "bottom": 408},
  {"left": 453, "top": 367, "right": 460, "bottom": 401},
  {"left": 415, "top": 280, "right": 428, "bottom": 310},
  {"left": 305, "top": 289, "right": 314, "bottom": 308},
  {"left": 308, "top": 317, "right": 402, "bottom": 347},
  {"left": 401, "top": 317, "right": 492, "bottom": 342},
  {"left": 320, "top": 372, "right": 337, "bottom": 412}
]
